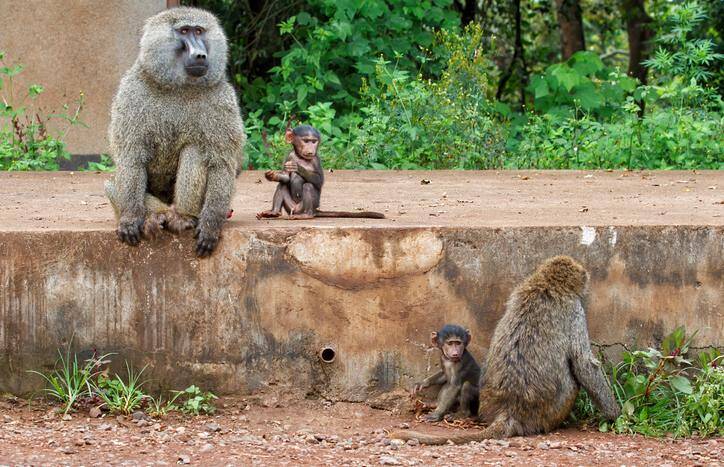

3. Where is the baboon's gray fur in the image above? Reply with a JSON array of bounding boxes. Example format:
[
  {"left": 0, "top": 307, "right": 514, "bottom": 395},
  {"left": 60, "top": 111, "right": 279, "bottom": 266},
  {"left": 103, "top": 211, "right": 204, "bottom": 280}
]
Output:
[{"left": 105, "top": 7, "right": 245, "bottom": 255}]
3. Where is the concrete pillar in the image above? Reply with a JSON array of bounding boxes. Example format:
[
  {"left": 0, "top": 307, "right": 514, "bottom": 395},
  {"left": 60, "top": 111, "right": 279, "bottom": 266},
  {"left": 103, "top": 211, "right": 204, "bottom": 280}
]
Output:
[{"left": 0, "top": 0, "right": 166, "bottom": 155}]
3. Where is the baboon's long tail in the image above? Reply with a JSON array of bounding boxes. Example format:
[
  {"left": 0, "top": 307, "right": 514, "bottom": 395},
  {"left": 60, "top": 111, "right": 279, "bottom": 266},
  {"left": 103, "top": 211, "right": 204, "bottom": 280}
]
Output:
[
  {"left": 315, "top": 210, "right": 385, "bottom": 219},
  {"left": 387, "top": 416, "right": 510, "bottom": 445}
]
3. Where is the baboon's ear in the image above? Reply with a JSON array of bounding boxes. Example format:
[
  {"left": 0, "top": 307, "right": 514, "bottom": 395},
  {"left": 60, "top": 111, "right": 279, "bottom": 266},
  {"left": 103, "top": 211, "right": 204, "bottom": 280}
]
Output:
[
  {"left": 430, "top": 331, "right": 439, "bottom": 347},
  {"left": 465, "top": 329, "right": 472, "bottom": 345},
  {"left": 285, "top": 129, "right": 294, "bottom": 144}
]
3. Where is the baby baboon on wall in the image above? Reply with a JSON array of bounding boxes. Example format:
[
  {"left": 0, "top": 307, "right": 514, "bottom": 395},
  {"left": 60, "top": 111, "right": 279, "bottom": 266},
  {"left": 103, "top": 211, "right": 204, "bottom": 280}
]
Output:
[
  {"left": 391, "top": 256, "right": 621, "bottom": 444},
  {"left": 105, "top": 7, "right": 245, "bottom": 257}
]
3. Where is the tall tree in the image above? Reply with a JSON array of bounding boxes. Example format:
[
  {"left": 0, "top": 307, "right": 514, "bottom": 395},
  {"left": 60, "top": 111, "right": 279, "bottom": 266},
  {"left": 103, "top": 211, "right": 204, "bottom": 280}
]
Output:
[
  {"left": 496, "top": 0, "right": 529, "bottom": 107},
  {"left": 455, "top": 0, "right": 478, "bottom": 25},
  {"left": 555, "top": 0, "right": 586, "bottom": 59},
  {"left": 622, "top": 0, "right": 654, "bottom": 85}
]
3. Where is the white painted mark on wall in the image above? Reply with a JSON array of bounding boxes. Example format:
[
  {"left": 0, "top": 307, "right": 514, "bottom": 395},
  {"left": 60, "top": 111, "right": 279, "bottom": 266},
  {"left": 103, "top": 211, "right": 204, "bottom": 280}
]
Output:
[
  {"left": 580, "top": 226, "right": 596, "bottom": 246},
  {"left": 608, "top": 227, "right": 618, "bottom": 247}
]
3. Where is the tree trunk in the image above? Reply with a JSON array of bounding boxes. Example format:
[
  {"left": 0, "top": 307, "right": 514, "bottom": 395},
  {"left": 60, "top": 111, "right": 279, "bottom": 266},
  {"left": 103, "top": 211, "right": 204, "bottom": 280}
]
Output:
[
  {"left": 456, "top": 0, "right": 478, "bottom": 26},
  {"left": 496, "top": 0, "right": 528, "bottom": 107},
  {"left": 555, "top": 0, "right": 585, "bottom": 60},
  {"left": 622, "top": 0, "right": 654, "bottom": 86}
]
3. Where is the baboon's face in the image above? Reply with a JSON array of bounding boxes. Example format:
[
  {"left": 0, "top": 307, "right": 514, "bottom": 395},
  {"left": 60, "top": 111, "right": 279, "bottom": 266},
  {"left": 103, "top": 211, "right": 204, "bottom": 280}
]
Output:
[
  {"left": 293, "top": 135, "right": 320, "bottom": 160},
  {"left": 432, "top": 329, "right": 469, "bottom": 362},
  {"left": 175, "top": 25, "right": 209, "bottom": 78},
  {"left": 441, "top": 337, "right": 466, "bottom": 362},
  {"left": 139, "top": 8, "right": 228, "bottom": 88}
]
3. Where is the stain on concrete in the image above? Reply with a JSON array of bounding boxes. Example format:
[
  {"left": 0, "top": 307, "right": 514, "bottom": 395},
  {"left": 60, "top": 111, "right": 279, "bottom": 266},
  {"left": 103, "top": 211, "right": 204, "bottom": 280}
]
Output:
[{"left": 285, "top": 229, "right": 443, "bottom": 289}]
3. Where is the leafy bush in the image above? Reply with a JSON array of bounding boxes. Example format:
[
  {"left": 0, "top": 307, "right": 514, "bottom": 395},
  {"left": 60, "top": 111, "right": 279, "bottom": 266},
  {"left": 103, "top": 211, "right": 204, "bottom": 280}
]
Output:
[
  {"left": 610, "top": 327, "right": 722, "bottom": 437},
  {"left": 338, "top": 25, "right": 505, "bottom": 169},
  {"left": 84, "top": 154, "right": 115, "bottom": 172},
  {"left": 249, "top": 0, "right": 458, "bottom": 120},
  {"left": 644, "top": 1, "right": 723, "bottom": 85},
  {"left": 572, "top": 327, "right": 722, "bottom": 438},
  {"left": 528, "top": 51, "right": 638, "bottom": 119},
  {"left": 509, "top": 99, "right": 722, "bottom": 169},
  {"left": 509, "top": 1, "right": 723, "bottom": 170},
  {"left": 246, "top": 23, "right": 506, "bottom": 170},
  {"left": 0, "top": 51, "right": 84, "bottom": 170}
]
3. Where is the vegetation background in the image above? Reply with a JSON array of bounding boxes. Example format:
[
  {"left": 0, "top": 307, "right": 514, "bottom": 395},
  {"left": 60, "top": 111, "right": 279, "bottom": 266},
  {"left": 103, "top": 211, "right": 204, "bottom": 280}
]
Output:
[{"left": 1, "top": 0, "right": 722, "bottom": 170}]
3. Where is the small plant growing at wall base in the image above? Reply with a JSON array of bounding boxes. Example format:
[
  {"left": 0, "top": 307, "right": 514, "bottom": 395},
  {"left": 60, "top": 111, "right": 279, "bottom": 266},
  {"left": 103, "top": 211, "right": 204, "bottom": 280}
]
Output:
[
  {"left": 95, "top": 362, "right": 149, "bottom": 415},
  {"left": 27, "top": 347, "right": 112, "bottom": 415},
  {"left": 171, "top": 385, "right": 218, "bottom": 415}
]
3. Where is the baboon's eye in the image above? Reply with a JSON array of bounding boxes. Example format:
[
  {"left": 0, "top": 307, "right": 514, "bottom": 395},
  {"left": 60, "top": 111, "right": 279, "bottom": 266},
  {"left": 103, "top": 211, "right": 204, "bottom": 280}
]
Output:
[
  {"left": 180, "top": 27, "right": 189, "bottom": 35},
  {"left": 195, "top": 28, "right": 203, "bottom": 36}
]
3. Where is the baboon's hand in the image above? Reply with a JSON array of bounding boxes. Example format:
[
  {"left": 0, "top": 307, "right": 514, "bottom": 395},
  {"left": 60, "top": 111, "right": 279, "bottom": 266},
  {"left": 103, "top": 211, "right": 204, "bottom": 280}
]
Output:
[
  {"left": 195, "top": 225, "right": 220, "bottom": 257},
  {"left": 264, "top": 170, "right": 277, "bottom": 181},
  {"left": 411, "top": 383, "right": 425, "bottom": 396},
  {"left": 283, "top": 161, "right": 298, "bottom": 172},
  {"left": 117, "top": 217, "right": 145, "bottom": 246}
]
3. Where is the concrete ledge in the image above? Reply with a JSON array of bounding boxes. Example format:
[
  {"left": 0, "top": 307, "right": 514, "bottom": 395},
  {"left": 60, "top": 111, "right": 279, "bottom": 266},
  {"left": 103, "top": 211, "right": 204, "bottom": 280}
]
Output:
[{"left": 1, "top": 171, "right": 722, "bottom": 397}]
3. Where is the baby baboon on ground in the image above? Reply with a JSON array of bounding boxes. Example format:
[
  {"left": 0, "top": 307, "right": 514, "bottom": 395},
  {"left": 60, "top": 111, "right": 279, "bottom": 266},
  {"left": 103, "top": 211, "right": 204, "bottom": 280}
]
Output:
[
  {"left": 391, "top": 256, "right": 621, "bottom": 444},
  {"left": 413, "top": 324, "right": 481, "bottom": 422},
  {"left": 105, "top": 7, "right": 245, "bottom": 257}
]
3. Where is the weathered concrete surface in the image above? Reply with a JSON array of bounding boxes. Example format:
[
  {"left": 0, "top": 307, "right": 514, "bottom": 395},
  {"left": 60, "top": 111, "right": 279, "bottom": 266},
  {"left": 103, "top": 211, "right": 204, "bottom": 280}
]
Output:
[
  {"left": 0, "top": 0, "right": 165, "bottom": 154},
  {"left": 0, "top": 171, "right": 722, "bottom": 398}
]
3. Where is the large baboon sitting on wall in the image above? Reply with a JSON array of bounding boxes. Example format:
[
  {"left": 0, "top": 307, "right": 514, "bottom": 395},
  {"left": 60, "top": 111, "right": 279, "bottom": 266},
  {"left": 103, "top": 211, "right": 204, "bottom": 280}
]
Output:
[
  {"left": 391, "top": 256, "right": 621, "bottom": 444},
  {"left": 105, "top": 7, "right": 245, "bottom": 257}
]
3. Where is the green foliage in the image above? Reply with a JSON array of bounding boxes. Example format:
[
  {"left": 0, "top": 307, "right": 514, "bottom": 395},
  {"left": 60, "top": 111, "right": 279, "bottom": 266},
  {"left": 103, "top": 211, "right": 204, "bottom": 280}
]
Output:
[
  {"left": 0, "top": 51, "right": 84, "bottom": 170},
  {"left": 27, "top": 347, "right": 111, "bottom": 415},
  {"left": 610, "top": 327, "right": 723, "bottom": 437},
  {"left": 29, "top": 349, "right": 218, "bottom": 418},
  {"left": 84, "top": 154, "right": 115, "bottom": 172},
  {"left": 572, "top": 327, "right": 722, "bottom": 438},
  {"left": 528, "top": 51, "right": 638, "bottom": 119},
  {"left": 645, "top": 1, "right": 723, "bottom": 84},
  {"left": 510, "top": 0, "right": 723, "bottom": 170},
  {"left": 250, "top": 0, "right": 459, "bottom": 120},
  {"left": 339, "top": 25, "right": 504, "bottom": 169},
  {"left": 246, "top": 23, "right": 506, "bottom": 170},
  {"left": 509, "top": 98, "right": 722, "bottom": 169},
  {"left": 146, "top": 392, "right": 181, "bottom": 418},
  {"left": 95, "top": 363, "right": 149, "bottom": 415},
  {"left": 171, "top": 385, "right": 218, "bottom": 415}
]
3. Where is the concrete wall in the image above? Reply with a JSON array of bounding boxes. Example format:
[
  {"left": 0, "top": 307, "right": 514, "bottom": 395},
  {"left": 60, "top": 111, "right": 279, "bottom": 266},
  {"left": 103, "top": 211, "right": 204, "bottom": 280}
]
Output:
[
  {"left": 0, "top": 0, "right": 166, "bottom": 154},
  {"left": 1, "top": 226, "right": 721, "bottom": 397}
]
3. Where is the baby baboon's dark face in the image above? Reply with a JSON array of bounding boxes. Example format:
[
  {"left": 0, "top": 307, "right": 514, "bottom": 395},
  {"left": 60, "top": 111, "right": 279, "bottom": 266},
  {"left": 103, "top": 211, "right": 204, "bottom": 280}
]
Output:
[
  {"left": 175, "top": 25, "right": 209, "bottom": 77},
  {"left": 431, "top": 325, "right": 471, "bottom": 362},
  {"left": 441, "top": 336, "right": 466, "bottom": 361},
  {"left": 293, "top": 135, "right": 320, "bottom": 160}
]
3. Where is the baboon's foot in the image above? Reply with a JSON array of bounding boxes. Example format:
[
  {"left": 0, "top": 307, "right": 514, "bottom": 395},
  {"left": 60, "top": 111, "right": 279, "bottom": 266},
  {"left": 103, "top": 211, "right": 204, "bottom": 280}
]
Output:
[
  {"left": 287, "top": 213, "right": 315, "bottom": 220},
  {"left": 165, "top": 207, "right": 198, "bottom": 233},
  {"left": 143, "top": 212, "right": 167, "bottom": 240},
  {"left": 423, "top": 413, "right": 444, "bottom": 423},
  {"left": 256, "top": 210, "right": 282, "bottom": 220}
]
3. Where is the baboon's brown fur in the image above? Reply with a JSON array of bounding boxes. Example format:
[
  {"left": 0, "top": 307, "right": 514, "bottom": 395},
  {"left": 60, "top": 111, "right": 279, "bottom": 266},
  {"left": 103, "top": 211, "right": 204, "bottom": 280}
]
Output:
[{"left": 390, "top": 256, "right": 621, "bottom": 444}]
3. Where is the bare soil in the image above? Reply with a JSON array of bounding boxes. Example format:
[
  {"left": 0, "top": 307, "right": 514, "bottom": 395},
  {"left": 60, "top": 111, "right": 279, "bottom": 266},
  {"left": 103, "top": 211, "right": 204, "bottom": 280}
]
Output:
[
  {"left": 0, "top": 170, "right": 721, "bottom": 231},
  {"left": 0, "top": 396, "right": 720, "bottom": 466}
]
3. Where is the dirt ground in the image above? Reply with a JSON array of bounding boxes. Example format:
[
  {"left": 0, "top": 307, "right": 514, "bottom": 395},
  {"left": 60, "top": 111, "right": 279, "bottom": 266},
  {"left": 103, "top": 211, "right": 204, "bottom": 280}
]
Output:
[
  {"left": 0, "top": 396, "right": 720, "bottom": 466},
  {"left": 0, "top": 170, "right": 721, "bottom": 231}
]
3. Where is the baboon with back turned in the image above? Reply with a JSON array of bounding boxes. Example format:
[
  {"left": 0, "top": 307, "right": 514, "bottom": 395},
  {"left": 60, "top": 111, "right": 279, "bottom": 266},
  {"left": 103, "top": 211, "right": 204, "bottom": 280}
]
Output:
[
  {"left": 390, "top": 256, "right": 621, "bottom": 444},
  {"left": 105, "top": 7, "right": 245, "bottom": 256}
]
